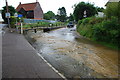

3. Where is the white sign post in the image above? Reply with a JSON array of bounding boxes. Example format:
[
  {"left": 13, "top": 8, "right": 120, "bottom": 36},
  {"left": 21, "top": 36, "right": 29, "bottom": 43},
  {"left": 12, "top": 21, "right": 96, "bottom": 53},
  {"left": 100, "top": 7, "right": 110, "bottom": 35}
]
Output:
[
  {"left": 5, "top": 12, "right": 11, "bottom": 31},
  {"left": 14, "top": 13, "right": 18, "bottom": 32},
  {"left": 5, "top": 12, "right": 10, "bottom": 18},
  {"left": 83, "top": 10, "right": 87, "bottom": 18},
  {"left": 14, "top": 13, "right": 18, "bottom": 17},
  {"left": 21, "top": 22, "right": 23, "bottom": 34}
]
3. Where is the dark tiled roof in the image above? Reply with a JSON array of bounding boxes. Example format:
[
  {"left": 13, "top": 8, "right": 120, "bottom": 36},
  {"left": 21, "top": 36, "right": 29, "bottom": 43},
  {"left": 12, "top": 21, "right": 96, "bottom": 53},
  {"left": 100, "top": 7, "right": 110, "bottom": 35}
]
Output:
[{"left": 16, "top": 2, "right": 38, "bottom": 11}]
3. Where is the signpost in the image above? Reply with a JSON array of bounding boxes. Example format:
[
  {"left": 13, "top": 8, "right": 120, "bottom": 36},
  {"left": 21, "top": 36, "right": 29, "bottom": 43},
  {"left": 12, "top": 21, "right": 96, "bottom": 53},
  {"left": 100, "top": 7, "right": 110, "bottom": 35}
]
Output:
[
  {"left": 14, "top": 13, "right": 18, "bottom": 32},
  {"left": 5, "top": 12, "right": 10, "bottom": 18},
  {"left": 5, "top": 13, "right": 11, "bottom": 30},
  {"left": 18, "top": 14, "right": 23, "bottom": 18},
  {"left": 83, "top": 10, "right": 87, "bottom": 18},
  {"left": 5, "top": 0, "right": 11, "bottom": 31},
  {"left": 14, "top": 13, "right": 18, "bottom": 17},
  {"left": 18, "top": 14, "right": 23, "bottom": 34}
]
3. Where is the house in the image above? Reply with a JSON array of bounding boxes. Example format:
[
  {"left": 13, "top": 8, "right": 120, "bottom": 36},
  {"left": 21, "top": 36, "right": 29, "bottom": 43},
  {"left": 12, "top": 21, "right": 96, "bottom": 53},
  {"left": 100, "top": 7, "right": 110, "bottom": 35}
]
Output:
[
  {"left": 16, "top": 1, "right": 43, "bottom": 19},
  {"left": 95, "top": 12, "right": 104, "bottom": 17},
  {"left": 105, "top": 0, "right": 120, "bottom": 19},
  {"left": 0, "top": 11, "right": 4, "bottom": 24},
  {"left": 105, "top": 0, "right": 120, "bottom": 6}
]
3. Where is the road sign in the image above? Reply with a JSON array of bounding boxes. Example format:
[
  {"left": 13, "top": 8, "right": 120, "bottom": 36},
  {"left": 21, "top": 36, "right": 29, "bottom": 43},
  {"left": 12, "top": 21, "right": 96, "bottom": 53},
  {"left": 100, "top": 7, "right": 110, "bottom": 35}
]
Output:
[
  {"left": 14, "top": 13, "right": 18, "bottom": 17},
  {"left": 18, "top": 14, "right": 23, "bottom": 18},
  {"left": 5, "top": 12, "right": 10, "bottom": 18},
  {"left": 84, "top": 10, "right": 87, "bottom": 14}
]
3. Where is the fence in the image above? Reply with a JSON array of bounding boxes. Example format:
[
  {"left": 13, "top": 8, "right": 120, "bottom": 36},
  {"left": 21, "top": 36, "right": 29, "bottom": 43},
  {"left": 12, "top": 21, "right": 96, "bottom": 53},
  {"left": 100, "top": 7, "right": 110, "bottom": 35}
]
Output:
[{"left": 23, "top": 19, "right": 57, "bottom": 24}]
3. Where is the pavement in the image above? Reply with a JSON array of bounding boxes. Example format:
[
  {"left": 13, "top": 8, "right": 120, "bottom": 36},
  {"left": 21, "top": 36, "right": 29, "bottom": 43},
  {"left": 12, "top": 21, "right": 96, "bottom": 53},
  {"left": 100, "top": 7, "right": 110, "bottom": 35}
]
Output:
[{"left": 2, "top": 29, "right": 64, "bottom": 79}]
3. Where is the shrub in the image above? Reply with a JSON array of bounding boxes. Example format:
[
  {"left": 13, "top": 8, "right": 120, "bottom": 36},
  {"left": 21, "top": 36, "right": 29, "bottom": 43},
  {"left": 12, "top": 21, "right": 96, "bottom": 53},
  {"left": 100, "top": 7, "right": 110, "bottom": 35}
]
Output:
[
  {"left": 82, "top": 17, "right": 91, "bottom": 25},
  {"left": 93, "top": 17, "right": 120, "bottom": 45},
  {"left": 89, "top": 17, "right": 105, "bottom": 25},
  {"left": 78, "top": 20, "right": 82, "bottom": 25},
  {"left": 77, "top": 16, "right": 120, "bottom": 48},
  {"left": 10, "top": 17, "right": 16, "bottom": 28}
]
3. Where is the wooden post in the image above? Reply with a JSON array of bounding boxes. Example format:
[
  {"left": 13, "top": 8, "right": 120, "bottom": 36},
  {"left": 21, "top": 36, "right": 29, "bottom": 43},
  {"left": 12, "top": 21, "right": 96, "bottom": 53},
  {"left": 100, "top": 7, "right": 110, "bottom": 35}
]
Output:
[
  {"left": 21, "top": 22, "right": 23, "bottom": 34},
  {"left": 5, "top": 0, "right": 11, "bottom": 31}
]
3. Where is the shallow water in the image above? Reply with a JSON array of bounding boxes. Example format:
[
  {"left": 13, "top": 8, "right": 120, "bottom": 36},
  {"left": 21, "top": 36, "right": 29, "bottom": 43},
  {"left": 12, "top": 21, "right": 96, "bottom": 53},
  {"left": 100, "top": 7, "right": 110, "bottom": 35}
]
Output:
[{"left": 27, "top": 26, "right": 118, "bottom": 78}]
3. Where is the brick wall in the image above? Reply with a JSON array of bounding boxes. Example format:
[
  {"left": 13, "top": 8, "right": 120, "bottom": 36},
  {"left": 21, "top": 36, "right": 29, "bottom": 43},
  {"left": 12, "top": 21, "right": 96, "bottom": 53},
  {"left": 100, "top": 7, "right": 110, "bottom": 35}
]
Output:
[{"left": 34, "top": 2, "right": 43, "bottom": 19}]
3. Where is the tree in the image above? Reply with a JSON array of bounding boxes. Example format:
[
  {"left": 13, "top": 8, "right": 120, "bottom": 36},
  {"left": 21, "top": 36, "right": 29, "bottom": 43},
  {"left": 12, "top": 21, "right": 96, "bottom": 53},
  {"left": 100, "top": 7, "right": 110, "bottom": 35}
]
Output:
[
  {"left": 44, "top": 11, "right": 55, "bottom": 20},
  {"left": 73, "top": 2, "right": 97, "bottom": 22},
  {"left": 56, "top": 7, "right": 67, "bottom": 22},
  {"left": 96, "top": 7, "right": 104, "bottom": 12},
  {"left": 68, "top": 13, "right": 74, "bottom": 21},
  {"left": 2, "top": 6, "right": 16, "bottom": 24}
]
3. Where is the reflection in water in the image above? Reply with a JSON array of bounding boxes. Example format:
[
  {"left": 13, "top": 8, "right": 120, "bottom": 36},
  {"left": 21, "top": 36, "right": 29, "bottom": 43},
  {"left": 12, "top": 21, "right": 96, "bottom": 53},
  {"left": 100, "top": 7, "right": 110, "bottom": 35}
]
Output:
[{"left": 27, "top": 27, "right": 118, "bottom": 78}]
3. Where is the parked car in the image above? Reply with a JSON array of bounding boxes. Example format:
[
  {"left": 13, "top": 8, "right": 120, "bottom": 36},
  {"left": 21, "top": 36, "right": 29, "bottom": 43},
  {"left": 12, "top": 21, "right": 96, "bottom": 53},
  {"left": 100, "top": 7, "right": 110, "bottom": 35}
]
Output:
[{"left": 67, "top": 22, "right": 74, "bottom": 28}]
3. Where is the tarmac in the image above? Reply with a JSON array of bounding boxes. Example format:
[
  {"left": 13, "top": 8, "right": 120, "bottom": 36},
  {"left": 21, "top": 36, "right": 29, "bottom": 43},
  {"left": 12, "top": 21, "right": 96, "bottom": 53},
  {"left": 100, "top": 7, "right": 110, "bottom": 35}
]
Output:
[{"left": 2, "top": 29, "right": 64, "bottom": 79}]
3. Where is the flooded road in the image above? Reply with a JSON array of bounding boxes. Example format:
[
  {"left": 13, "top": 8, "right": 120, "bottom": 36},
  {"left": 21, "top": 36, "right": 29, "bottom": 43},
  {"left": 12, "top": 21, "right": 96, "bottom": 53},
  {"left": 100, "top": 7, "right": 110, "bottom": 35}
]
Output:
[{"left": 27, "top": 26, "right": 118, "bottom": 78}]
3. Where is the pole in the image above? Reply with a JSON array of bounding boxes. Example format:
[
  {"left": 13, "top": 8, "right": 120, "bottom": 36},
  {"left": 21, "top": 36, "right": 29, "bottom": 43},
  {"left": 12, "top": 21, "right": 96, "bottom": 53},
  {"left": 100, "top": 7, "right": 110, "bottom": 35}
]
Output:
[
  {"left": 16, "top": 18, "right": 18, "bottom": 33},
  {"left": 5, "top": 0, "right": 11, "bottom": 31},
  {"left": 20, "top": 20, "right": 23, "bottom": 34}
]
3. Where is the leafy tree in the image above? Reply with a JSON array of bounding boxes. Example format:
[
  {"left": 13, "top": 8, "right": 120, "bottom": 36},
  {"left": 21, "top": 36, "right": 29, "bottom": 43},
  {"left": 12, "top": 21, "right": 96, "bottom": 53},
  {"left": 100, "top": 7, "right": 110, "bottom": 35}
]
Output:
[
  {"left": 68, "top": 13, "right": 74, "bottom": 21},
  {"left": 44, "top": 11, "right": 55, "bottom": 20},
  {"left": 73, "top": 2, "right": 97, "bottom": 22},
  {"left": 96, "top": 7, "right": 104, "bottom": 12},
  {"left": 2, "top": 6, "right": 16, "bottom": 24},
  {"left": 56, "top": 7, "right": 67, "bottom": 22}
]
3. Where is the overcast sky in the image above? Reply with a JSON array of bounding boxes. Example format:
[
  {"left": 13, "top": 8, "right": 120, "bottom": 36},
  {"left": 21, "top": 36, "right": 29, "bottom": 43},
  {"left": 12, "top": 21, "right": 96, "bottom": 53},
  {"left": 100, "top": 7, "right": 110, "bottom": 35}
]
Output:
[{"left": 0, "top": 0, "right": 109, "bottom": 16}]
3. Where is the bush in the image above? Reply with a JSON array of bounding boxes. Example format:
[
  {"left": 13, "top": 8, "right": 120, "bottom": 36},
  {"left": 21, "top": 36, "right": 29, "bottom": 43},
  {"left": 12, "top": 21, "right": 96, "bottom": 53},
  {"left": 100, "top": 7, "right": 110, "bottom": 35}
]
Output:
[
  {"left": 78, "top": 20, "right": 82, "bottom": 25},
  {"left": 93, "top": 17, "right": 120, "bottom": 45},
  {"left": 82, "top": 17, "right": 91, "bottom": 25},
  {"left": 77, "top": 16, "right": 120, "bottom": 48},
  {"left": 10, "top": 17, "right": 16, "bottom": 28},
  {"left": 89, "top": 17, "right": 105, "bottom": 25}
]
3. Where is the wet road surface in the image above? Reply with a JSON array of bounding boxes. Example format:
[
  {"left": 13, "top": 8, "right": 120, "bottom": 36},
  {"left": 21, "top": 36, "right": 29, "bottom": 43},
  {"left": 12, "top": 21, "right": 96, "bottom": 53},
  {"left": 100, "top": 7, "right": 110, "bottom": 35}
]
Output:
[{"left": 27, "top": 26, "right": 118, "bottom": 78}]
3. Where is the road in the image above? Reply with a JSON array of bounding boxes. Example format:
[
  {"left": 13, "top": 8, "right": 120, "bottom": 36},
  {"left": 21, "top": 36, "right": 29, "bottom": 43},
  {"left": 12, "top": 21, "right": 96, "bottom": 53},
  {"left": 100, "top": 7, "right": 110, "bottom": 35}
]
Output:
[
  {"left": 0, "top": 24, "right": 7, "bottom": 80},
  {"left": 26, "top": 26, "right": 118, "bottom": 78},
  {"left": 2, "top": 28, "right": 64, "bottom": 79}
]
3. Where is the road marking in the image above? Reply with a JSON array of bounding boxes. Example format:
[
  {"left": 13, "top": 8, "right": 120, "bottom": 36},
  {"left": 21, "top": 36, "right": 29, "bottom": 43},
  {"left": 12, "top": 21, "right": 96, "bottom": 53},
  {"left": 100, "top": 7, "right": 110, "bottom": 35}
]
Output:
[
  {"left": 24, "top": 33, "right": 67, "bottom": 79},
  {"left": 36, "top": 52, "right": 67, "bottom": 80}
]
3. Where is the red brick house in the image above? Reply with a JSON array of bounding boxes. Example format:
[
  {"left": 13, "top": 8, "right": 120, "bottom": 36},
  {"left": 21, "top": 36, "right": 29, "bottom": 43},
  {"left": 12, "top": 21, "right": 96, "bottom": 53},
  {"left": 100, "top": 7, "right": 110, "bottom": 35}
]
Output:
[{"left": 16, "top": 2, "right": 43, "bottom": 19}]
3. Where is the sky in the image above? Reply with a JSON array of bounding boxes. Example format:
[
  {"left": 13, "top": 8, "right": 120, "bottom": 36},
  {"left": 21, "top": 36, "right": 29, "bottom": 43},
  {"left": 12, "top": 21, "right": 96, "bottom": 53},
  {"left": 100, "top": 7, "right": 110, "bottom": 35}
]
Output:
[{"left": 0, "top": 0, "right": 109, "bottom": 16}]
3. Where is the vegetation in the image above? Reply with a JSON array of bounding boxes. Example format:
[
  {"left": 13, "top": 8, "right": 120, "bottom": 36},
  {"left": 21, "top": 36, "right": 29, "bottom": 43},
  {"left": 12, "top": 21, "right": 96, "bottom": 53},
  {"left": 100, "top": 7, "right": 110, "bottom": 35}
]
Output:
[
  {"left": 1, "top": 6, "right": 16, "bottom": 28},
  {"left": 73, "top": 2, "right": 97, "bottom": 22},
  {"left": 96, "top": 7, "right": 104, "bottom": 12},
  {"left": 56, "top": 7, "right": 67, "bottom": 22},
  {"left": 68, "top": 13, "right": 74, "bottom": 22},
  {"left": 44, "top": 11, "right": 55, "bottom": 20},
  {"left": 76, "top": 1, "right": 120, "bottom": 50},
  {"left": 77, "top": 16, "right": 120, "bottom": 50}
]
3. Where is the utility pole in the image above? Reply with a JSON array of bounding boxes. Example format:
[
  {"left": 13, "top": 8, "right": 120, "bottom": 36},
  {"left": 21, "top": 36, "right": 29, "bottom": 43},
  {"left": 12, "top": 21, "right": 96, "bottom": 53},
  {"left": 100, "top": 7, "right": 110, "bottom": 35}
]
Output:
[{"left": 5, "top": 0, "right": 11, "bottom": 31}]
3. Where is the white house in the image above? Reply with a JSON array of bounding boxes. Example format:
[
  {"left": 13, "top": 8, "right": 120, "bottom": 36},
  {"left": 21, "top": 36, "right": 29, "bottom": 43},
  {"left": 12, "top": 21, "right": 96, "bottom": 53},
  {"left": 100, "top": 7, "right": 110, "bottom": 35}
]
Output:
[{"left": 96, "top": 12, "right": 105, "bottom": 17}]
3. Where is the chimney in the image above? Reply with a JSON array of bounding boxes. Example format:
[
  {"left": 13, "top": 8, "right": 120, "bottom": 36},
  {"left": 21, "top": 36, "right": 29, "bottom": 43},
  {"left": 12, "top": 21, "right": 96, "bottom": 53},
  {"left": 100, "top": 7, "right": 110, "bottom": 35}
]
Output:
[
  {"left": 36, "top": 0, "right": 38, "bottom": 2},
  {"left": 19, "top": 2, "right": 21, "bottom": 4}
]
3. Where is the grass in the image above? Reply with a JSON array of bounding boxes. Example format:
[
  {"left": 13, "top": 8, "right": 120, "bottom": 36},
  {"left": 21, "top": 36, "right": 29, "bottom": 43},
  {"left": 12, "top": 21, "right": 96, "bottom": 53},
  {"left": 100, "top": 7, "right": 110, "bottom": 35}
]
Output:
[{"left": 94, "top": 41, "right": 119, "bottom": 50}]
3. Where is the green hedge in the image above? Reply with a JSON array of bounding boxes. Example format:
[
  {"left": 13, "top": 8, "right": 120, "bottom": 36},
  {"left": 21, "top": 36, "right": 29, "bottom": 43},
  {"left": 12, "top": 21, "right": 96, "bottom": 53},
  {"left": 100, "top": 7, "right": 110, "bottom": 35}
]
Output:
[{"left": 77, "top": 17, "right": 120, "bottom": 49}]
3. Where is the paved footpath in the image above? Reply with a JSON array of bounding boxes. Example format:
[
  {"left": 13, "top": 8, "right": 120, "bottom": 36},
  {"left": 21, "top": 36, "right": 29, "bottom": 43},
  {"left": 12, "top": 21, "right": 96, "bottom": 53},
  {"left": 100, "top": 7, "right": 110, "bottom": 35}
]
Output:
[{"left": 2, "top": 30, "right": 64, "bottom": 79}]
